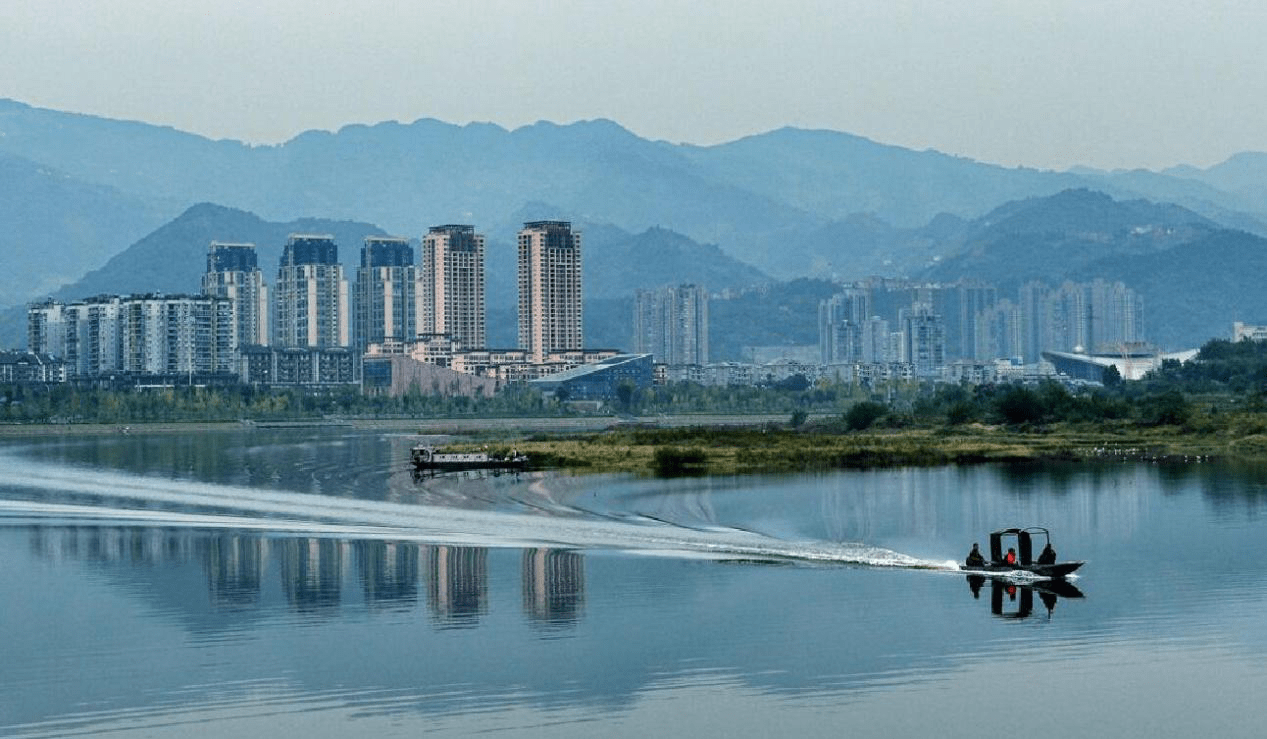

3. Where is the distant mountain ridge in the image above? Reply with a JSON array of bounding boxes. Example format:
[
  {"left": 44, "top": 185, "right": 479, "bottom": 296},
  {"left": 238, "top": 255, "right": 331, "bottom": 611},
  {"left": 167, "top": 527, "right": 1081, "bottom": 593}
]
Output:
[
  {"left": 7, "top": 99, "right": 1267, "bottom": 353},
  {"left": 7, "top": 97, "right": 1267, "bottom": 289},
  {"left": 921, "top": 188, "right": 1265, "bottom": 349},
  {"left": 0, "top": 152, "right": 176, "bottom": 309},
  {"left": 922, "top": 189, "right": 1218, "bottom": 290}
]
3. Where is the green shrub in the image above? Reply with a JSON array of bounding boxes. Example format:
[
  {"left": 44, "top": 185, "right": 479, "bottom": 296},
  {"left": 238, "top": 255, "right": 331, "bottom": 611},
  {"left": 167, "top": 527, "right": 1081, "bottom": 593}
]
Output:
[
  {"left": 844, "top": 401, "right": 887, "bottom": 431},
  {"left": 996, "top": 386, "right": 1044, "bottom": 425},
  {"left": 652, "top": 446, "right": 708, "bottom": 476}
]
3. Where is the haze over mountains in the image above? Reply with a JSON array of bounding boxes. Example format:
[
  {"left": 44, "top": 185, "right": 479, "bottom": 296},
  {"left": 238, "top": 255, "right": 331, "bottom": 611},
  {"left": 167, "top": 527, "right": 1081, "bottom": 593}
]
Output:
[{"left": 4, "top": 97, "right": 1267, "bottom": 354}]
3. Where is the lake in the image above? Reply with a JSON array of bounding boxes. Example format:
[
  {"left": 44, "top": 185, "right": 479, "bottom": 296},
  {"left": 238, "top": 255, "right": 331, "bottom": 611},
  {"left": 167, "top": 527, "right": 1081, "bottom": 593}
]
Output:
[{"left": 2, "top": 427, "right": 1266, "bottom": 738}]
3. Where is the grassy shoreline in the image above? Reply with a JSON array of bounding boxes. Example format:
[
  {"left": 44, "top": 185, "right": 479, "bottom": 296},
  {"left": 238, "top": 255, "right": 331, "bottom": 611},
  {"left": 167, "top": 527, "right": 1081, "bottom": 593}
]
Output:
[
  {"left": 4, "top": 415, "right": 1259, "bottom": 476},
  {"left": 444, "top": 420, "right": 1256, "bottom": 475}
]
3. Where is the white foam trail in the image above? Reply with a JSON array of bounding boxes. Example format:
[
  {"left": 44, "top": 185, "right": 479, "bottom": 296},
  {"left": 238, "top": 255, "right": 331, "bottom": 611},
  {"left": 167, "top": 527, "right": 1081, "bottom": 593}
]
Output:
[
  {"left": 0, "top": 500, "right": 414, "bottom": 538},
  {"left": 0, "top": 455, "right": 947, "bottom": 568}
]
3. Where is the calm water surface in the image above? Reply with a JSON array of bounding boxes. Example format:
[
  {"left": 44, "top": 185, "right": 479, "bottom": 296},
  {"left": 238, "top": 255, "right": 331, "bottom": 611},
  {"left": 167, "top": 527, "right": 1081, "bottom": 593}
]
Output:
[{"left": 2, "top": 428, "right": 1266, "bottom": 738}]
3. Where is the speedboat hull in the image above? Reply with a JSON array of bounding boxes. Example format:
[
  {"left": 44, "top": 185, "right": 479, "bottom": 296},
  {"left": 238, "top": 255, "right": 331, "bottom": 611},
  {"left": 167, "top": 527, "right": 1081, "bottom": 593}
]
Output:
[{"left": 960, "top": 560, "right": 1084, "bottom": 579}]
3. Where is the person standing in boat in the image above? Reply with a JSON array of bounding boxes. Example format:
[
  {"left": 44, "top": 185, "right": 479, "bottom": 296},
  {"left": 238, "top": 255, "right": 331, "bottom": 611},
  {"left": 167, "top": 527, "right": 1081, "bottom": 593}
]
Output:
[
  {"left": 965, "top": 543, "right": 986, "bottom": 568},
  {"left": 1005, "top": 547, "right": 1017, "bottom": 566},
  {"left": 1037, "top": 542, "right": 1056, "bottom": 565}
]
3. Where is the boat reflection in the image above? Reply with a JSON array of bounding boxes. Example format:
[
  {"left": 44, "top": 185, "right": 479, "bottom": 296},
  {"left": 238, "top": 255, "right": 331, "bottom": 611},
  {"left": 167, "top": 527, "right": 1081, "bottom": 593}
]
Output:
[{"left": 966, "top": 575, "right": 1084, "bottom": 620}]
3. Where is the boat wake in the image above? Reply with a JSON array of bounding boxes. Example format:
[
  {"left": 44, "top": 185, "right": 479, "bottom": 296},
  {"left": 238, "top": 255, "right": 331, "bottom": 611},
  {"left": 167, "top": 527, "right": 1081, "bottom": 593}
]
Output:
[{"left": 0, "top": 455, "right": 950, "bottom": 571}]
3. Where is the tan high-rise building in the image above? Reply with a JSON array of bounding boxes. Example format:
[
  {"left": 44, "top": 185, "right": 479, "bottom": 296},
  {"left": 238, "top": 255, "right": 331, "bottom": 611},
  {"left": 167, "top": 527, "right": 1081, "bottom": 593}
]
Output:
[
  {"left": 421, "top": 225, "right": 486, "bottom": 349},
  {"left": 518, "top": 221, "right": 582, "bottom": 363}
]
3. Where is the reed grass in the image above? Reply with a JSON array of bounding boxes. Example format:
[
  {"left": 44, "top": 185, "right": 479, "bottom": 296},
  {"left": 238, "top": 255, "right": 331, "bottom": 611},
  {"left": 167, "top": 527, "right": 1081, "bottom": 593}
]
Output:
[{"left": 438, "top": 420, "right": 1251, "bottom": 476}]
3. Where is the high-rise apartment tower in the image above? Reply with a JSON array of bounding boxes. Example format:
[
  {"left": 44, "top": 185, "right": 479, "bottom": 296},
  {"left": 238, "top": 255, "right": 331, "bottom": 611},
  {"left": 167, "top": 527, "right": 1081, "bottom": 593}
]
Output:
[
  {"left": 202, "top": 241, "right": 268, "bottom": 351},
  {"left": 353, "top": 236, "right": 417, "bottom": 351},
  {"left": 421, "top": 225, "right": 486, "bottom": 349},
  {"left": 273, "top": 234, "right": 349, "bottom": 348},
  {"left": 518, "top": 221, "right": 582, "bottom": 362},
  {"left": 634, "top": 284, "right": 708, "bottom": 365}
]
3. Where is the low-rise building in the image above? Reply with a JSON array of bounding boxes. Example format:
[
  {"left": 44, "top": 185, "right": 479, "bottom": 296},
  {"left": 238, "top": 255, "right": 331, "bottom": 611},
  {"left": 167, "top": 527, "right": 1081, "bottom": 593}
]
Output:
[
  {"left": 238, "top": 345, "right": 360, "bottom": 386},
  {"left": 527, "top": 354, "right": 653, "bottom": 401},
  {"left": 0, "top": 351, "right": 66, "bottom": 383},
  {"left": 362, "top": 354, "right": 499, "bottom": 397},
  {"left": 1043, "top": 347, "right": 1197, "bottom": 383},
  {"left": 361, "top": 338, "right": 622, "bottom": 395},
  {"left": 1233, "top": 322, "right": 1267, "bottom": 342}
]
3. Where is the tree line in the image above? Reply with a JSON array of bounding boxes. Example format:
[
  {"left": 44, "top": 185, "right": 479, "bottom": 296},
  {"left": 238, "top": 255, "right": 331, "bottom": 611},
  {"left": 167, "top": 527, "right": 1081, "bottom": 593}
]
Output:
[{"left": 5, "top": 337, "right": 1267, "bottom": 427}]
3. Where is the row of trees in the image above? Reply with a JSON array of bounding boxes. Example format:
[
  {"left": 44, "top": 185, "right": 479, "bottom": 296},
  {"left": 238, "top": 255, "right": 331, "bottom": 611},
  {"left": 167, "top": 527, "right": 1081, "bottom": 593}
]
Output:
[
  {"left": 0, "top": 375, "right": 866, "bottom": 424},
  {"left": 828, "top": 338, "right": 1267, "bottom": 431},
  {"left": 0, "top": 383, "right": 565, "bottom": 424},
  {"left": 5, "top": 338, "right": 1267, "bottom": 427},
  {"left": 0, "top": 375, "right": 1189, "bottom": 429}
]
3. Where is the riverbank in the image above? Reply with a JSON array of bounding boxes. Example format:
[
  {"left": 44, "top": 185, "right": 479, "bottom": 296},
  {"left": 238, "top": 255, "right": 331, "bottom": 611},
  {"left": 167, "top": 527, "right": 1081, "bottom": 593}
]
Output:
[
  {"left": 455, "top": 421, "right": 1259, "bottom": 475},
  {"left": 5, "top": 415, "right": 1260, "bottom": 476},
  {"left": 0, "top": 413, "right": 794, "bottom": 438}
]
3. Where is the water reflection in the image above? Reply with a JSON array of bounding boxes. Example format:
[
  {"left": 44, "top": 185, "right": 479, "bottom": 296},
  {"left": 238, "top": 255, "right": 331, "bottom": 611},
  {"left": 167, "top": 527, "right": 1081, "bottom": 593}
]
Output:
[
  {"left": 966, "top": 575, "right": 1084, "bottom": 620},
  {"left": 29, "top": 524, "right": 200, "bottom": 564},
  {"left": 426, "top": 545, "right": 487, "bottom": 626},
  {"left": 26, "top": 526, "right": 586, "bottom": 631},
  {"left": 360, "top": 540, "right": 420, "bottom": 608},
  {"left": 207, "top": 535, "right": 264, "bottom": 608},
  {"left": 281, "top": 538, "right": 345, "bottom": 612},
  {"left": 522, "top": 548, "right": 585, "bottom": 628},
  {"left": 12, "top": 445, "right": 1267, "bottom": 738}
]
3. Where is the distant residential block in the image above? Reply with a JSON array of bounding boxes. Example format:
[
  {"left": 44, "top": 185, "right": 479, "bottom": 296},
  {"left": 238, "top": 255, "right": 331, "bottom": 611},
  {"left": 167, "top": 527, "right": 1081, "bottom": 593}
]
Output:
[
  {"left": 421, "top": 225, "right": 486, "bottom": 350},
  {"left": 27, "top": 294, "right": 233, "bottom": 379},
  {"left": 1233, "top": 322, "right": 1267, "bottom": 342},
  {"left": 518, "top": 221, "right": 582, "bottom": 363},
  {"left": 273, "top": 234, "right": 349, "bottom": 349},
  {"left": 354, "top": 236, "right": 417, "bottom": 351},
  {"left": 634, "top": 284, "right": 708, "bottom": 365},
  {"left": 202, "top": 241, "right": 269, "bottom": 351},
  {"left": 899, "top": 303, "right": 946, "bottom": 377},
  {"left": 821, "top": 277, "right": 1144, "bottom": 371}
]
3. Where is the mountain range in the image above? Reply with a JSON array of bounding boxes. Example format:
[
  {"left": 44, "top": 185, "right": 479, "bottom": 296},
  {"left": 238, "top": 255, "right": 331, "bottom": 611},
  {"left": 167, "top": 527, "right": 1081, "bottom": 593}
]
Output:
[{"left": 4, "top": 98, "right": 1267, "bottom": 354}]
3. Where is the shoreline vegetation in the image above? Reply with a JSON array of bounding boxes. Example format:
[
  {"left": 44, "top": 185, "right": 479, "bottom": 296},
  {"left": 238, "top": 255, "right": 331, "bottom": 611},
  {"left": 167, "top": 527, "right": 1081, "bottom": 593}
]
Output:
[
  {"left": 8, "top": 337, "right": 1267, "bottom": 474},
  {"left": 2, "top": 413, "right": 1260, "bottom": 477},
  {"left": 458, "top": 421, "right": 1249, "bottom": 476}
]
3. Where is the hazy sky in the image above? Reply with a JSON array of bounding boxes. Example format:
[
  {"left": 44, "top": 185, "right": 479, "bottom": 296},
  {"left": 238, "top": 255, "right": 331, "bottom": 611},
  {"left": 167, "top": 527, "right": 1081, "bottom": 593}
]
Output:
[{"left": 6, "top": 0, "right": 1267, "bottom": 171}]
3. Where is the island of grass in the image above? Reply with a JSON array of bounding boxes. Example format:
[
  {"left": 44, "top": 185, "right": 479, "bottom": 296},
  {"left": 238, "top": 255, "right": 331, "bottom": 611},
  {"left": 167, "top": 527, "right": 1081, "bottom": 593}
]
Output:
[{"left": 438, "top": 415, "right": 1250, "bottom": 477}]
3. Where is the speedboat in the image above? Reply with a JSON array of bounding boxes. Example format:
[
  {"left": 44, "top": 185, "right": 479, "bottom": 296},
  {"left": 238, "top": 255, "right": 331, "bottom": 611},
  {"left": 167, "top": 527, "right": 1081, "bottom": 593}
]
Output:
[{"left": 961, "top": 526, "right": 1084, "bottom": 579}]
